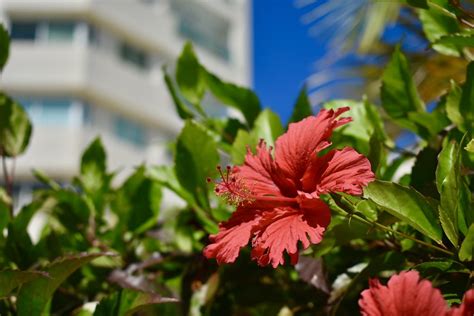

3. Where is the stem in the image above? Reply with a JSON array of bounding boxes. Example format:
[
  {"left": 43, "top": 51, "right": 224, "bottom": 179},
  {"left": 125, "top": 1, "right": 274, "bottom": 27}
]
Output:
[
  {"left": 350, "top": 213, "right": 454, "bottom": 256},
  {"left": 331, "top": 195, "right": 455, "bottom": 257}
]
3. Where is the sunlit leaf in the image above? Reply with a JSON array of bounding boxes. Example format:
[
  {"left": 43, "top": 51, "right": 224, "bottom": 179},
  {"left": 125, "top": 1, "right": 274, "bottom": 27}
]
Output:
[
  {"left": 436, "top": 141, "right": 460, "bottom": 246},
  {"left": 175, "top": 121, "right": 219, "bottom": 233},
  {"left": 202, "top": 69, "right": 261, "bottom": 127},
  {"left": 436, "top": 33, "right": 474, "bottom": 48},
  {"left": 80, "top": 137, "right": 107, "bottom": 192},
  {"left": 419, "top": 8, "right": 461, "bottom": 56},
  {"left": 0, "top": 94, "right": 32, "bottom": 157},
  {"left": 465, "top": 139, "right": 474, "bottom": 152},
  {"left": 231, "top": 129, "right": 254, "bottom": 165},
  {"left": 364, "top": 180, "right": 443, "bottom": 244},
  {"left": 175, "top": 120, "right": 218, "bottom": 208},
  {"left": 252, "top": 109, "right": 284, "bottom": 147},
  {"left": 459, "top": 224, "right": 474, "bottom": 262},
  {"left": 230, "top": 109, "right": 282, "bottom": 165},
  {"left": 176, "top": 42, "right": 205, "bottom": 106},
  {"left": 446, "top": 80, "right": 464, "bottom": 129}
]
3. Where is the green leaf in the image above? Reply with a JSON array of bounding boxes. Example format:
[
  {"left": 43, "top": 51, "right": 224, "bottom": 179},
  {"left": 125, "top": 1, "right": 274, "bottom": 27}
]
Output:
[
  {"left": 202, "top": 69, "right": 261, "bottom": 127},
  {"left": 0, "top": 270, "right": 48, "bottom": 298},
  {"left": 465, "top": 139, "right": 474, "bottom": 152},
  {"left": 0, "top": 24, "right": 9, "bottom": 70},
  {"left": 230, "top": 109, "right": 283, "bottom": 165},
  {"left": 231, "top": 129, "right": 254, "bottom": 165},
  {"left": 446, "top": 80, "right": 464, "bottom": 129},
  {"left": 414, "top": 259, "right": 469, "bottom": 274},
  {"left": 80, "top": 137, "right": 107, "bottom": 192},
  {"left": 146, "top": 165, "right": 196, "bottom": 205},
  {"left": 364, "top": 180, "right": 443, "bottom": 243},
  {"left": 408, "top": 109, "right": 450, "bottom": 137},
  {"left": 381, "top": 47, "right": 430, "bottom": 138},
  {"left": 459, "top": 224, "right": 474, "bottom": 262},
  {"left": 148, "top": 166, "right": 218, "bottom": 233},
  {"left": 94, "top": 288, "right": 178, "bottom": 316},
  {"left": 436, "top": 33, "right": 474, "bottom": 48},
  {"left": 0, "top": 94, "right": 33, "bottom": 157},
  {"left": 288, "top": 86, "right": 312, "bottom": 124},
  {"left": 460, "top": 62, "right": 474, "bottom": 130},
  {"left": 175, "top": 120, "right": 219, "bottom": 209},
  {"left": 5, "top": 201, "right": 46, "bottom": 269},
  {"left": 16, "top": 252, "right": 113, "bottom": 316},
  {"left": 32, "top": 169, "right": 61, "bottom": 190},
  {"left": 419, "top": 8, "right": 461, "bottom": 56},
  {"left": 176, "top": 42, "right": 205, "bottom": 106},
  {"left": 252, "top": 109, "right": 284, "bottom": 147},
  {"left": 324, "top": 99, "right": 389, "bottom": 171},
  {"left": 436, "top": 141, "right": 460, "bottom": 246},
  {"left": 112, "top": 166, "right": 162, "bottom": 234},
  {"left": 163, "top": 69, "right": 194, "bottom": 119}
]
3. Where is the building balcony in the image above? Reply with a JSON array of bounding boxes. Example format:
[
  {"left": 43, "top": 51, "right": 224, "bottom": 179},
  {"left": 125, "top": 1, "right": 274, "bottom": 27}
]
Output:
[
  {"left": 1, "top": 0, "right": 250, "bottom": 85},
  {"left": 2, "top": 42, "right": 182, "bottom": 134}
]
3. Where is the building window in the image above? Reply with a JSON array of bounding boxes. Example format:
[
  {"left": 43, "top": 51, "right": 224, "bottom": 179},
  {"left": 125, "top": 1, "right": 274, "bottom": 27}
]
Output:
[
  {"left": 113, "top": 116, "right": 147, "bottom": 147},
  {"left": 10, "top": 22, "right": 37, "bottom": 41},
  {"left": 47, "top": 22, "right": 75, "bottom": 42},
  {"left": 171, "top": 1, "right": 230, "bottom": 61},
  {"left": 178, "top": 20, "right": 230, "bottom": 61},
  {"left": 118, "top": 42, "right": 150, "bottom": 71},
  {"left": 10, "top": 20, "right": 78, "bottom": 43},
  {"left": 17, "top": 97, "right": 86, "bottom": 127}
]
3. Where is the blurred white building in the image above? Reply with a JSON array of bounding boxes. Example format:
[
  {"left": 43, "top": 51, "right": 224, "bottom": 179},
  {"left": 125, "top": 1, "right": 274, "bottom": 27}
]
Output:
[{"left": 0, "top": 0, "right": 251, "bottom": 192}]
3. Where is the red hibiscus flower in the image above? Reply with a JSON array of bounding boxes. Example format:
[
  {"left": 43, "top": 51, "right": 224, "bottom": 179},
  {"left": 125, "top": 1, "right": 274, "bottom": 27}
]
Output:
[
  {"left": 204, "top": 107, "right": 375, "bottom": 267},
  {"left": 359, "top": 270, "right": 474, "bottom": 316}
]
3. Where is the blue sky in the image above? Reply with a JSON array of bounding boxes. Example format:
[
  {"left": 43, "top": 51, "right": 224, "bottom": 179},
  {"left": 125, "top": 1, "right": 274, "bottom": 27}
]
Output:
[{"left": 252, "top": 0, "right": 324, "bottom": 123}]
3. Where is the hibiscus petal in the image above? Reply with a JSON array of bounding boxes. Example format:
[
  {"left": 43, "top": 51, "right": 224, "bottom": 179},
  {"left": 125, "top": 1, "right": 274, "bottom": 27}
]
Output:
[
  {"left": 203, "top": 207, "right": 262, "bottom": 264},
  {"left": 234, "top": 139, "right": 283, "bottom": 197},
  {"left": 274, "top": 107, "right": 351, "bottom": 187},
  {"left": 359, "top": 271, "right": 447, "bottom": 316},
  {"left": 250, "top": 202, "right": 330, "bottom": 268},
  {"left": 301, "top": 147, "right": 374, "bottom": 196}
]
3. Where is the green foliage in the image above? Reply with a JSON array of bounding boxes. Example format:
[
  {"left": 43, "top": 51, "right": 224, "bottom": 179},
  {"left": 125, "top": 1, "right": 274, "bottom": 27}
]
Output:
[
  {"left": 16, "top": 253, "right": 112, "bottom": 316},
  {"left": 1, "top": 7, "right": 474, "bottom": 314},
  {"left": 459, "top": 62, "right": 474, "bottom": 131},
  {"left": 459, "top": 224, "right": 474, "bottom": 262},
  {"left": 419, "top": 7, "right": 461, "bottom": 56},
  {"left": 231, "top": 108, "right": 283, "bottom": 164},
  {"left": 381, "top": 47, "right": 450, "bottom": 140},
  {"left": 176, "top": 43, "right": 205, "bottom": 106},
  {"left": 0, "top": 24, "right": 9, "bottom": 71},
  {"left": 175, "top": 120, "right": 218, "bottom": 208},
  {"left": 94, "top": 289, "right": 178, "bottom": 316},
  {"left": 364, "top": 180, "right": 443, "bottom": 244},
  {"left": 172, "top": 42, "right": 261, "bottom": 127},
  {"left": 112, "top": 166, "right": 162, "bottom": 234},
  {"left": 0, "top": 270, "right": 48, "bottom": 298},
  {"left": 288, "top": 86, "right": 312, "bottom": 124},
  {"left": 0, "top": 94, "right": 32, "bottom": 157}
]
